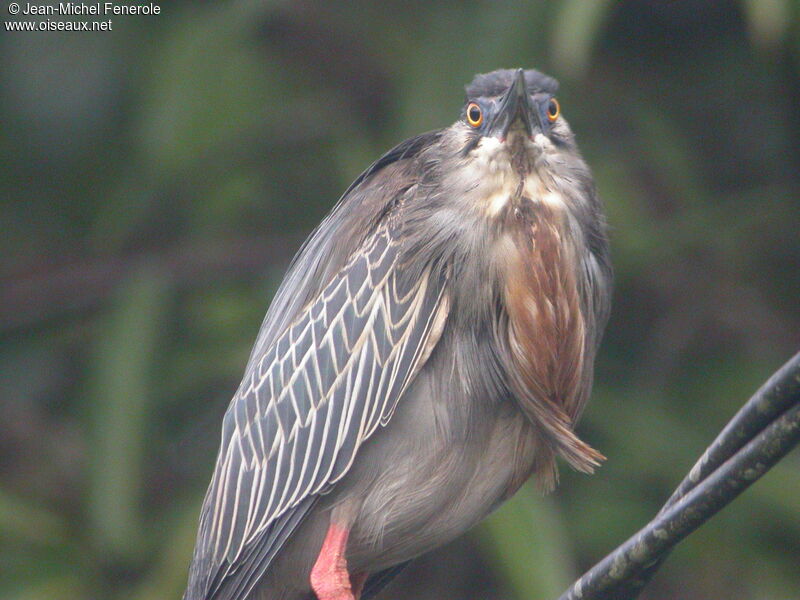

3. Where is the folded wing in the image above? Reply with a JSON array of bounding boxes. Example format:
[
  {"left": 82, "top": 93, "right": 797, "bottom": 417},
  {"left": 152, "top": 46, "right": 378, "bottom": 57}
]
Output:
[{"left": 186, "top": 219, "right": 449, "bottom": 600}]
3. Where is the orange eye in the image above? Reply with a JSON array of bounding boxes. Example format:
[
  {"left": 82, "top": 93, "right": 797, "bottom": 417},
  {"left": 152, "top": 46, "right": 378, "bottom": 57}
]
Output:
[
  {"left": 466, "top": 102, "right": 483, "bottom": 127},
  {"left": 546, "top": 98, "right": 560, "bottom": 122}
]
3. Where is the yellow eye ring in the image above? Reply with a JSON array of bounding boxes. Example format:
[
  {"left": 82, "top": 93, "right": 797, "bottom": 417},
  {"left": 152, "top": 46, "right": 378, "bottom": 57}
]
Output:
[
  {"left": 466, "top": 102, "right": 483, "bottom": 127},
  {"left": 546, "top": 98, "right": 560, "bottom": 122}
]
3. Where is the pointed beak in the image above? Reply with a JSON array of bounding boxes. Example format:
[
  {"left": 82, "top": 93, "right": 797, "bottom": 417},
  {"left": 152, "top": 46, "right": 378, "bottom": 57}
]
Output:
[{"left": 489, "top": 68, "right": 536, "bottom": 141}]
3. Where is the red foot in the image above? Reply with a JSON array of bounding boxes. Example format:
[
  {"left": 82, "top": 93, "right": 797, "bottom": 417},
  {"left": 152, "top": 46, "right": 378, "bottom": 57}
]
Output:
[{"left": 310, "top": 522, "right": 367, "bottom": 600}]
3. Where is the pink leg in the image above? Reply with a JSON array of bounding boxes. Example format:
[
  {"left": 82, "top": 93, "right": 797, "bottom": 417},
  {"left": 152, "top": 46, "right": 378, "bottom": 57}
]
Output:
[{"left": 310, "top": 522, "right": 366, "bottom": 600}]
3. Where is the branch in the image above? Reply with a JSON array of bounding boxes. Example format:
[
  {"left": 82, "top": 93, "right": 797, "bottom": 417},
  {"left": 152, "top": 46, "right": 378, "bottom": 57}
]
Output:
[
  {"left": 666, "top": 351, "right": 800, "bottom": 506},
  {"left": 557, "top": 351, "right": 800, "bottom": 600}
]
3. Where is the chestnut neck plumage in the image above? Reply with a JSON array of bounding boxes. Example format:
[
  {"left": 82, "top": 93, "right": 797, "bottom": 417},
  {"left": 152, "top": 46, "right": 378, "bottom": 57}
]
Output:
[{"left": 399, "top": 117, "right": 611, "bottom": 486}]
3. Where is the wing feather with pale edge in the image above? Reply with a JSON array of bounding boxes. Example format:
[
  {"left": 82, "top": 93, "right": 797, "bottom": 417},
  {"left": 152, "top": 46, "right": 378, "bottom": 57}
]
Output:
[{"left": 188, "top": 219, "right": 450, "bottom": 600}]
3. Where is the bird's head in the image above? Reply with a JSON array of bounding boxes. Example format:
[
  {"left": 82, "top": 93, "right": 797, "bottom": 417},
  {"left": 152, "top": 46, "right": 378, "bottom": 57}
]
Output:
[
  {"left": 433, "top": 68, "right": 588, "bottom": 220},
  {"left": 463, "top": 68, "right": 562, "bottom": 143},
  {"left": 454, "top": 68, "right": 575, "bottom": 173}
]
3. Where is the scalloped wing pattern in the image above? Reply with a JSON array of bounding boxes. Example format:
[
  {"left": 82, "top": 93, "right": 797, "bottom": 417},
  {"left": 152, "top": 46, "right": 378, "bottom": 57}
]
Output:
[{"left": 190, "top": 223, "right": 449, "bottom": 599}]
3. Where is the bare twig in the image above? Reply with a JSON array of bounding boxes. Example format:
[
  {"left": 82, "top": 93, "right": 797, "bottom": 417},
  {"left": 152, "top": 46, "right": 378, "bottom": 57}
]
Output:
[
  {"left": 605, "top": 350, "right": 800, "bottom": 598},
  {"left": 665, "top": 351, "right": 800, "bottom": 505},
  {"left": 557, "top": 352, "right": 800, "bottom": 600}
]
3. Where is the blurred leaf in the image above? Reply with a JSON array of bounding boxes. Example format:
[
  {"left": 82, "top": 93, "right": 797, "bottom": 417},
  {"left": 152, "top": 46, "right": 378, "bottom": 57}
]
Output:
[
  {"left": 4, "top": 575, "right": 84, "bottom": 600},
  {"left": 126, "top": 499, "right": 201, "bottom": 600},
  {"left": 88, "top": 174, "right": 156, "bottom": 253},
  {"left": 550, "top": 0, "right": 613, "bottom": 79},
  {"left": 137, "top": 5, "right": 274, "bottom": 172},
  {"left": 745, "top": 458, "right": 800, "bottom": 529},
  {"left": 476, "top": 485, "right": 575, "bottom": 599},
  {"left": 632, "top": 102, "right": 703, "bottom": 208},
  {"left": 742, "top": 0, "right": 791, "bottom": 50},
  {"left": 86, "top": 263, "right": 170, "bottom": 561},
  {"left": 0, "top": 488, "right": 68, "bottom": 547}
]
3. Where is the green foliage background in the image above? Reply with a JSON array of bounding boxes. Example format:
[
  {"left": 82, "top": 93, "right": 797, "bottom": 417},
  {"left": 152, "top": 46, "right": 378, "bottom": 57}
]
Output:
[{"left": 2, "top": 2, "right": 799, "bottom": 599}]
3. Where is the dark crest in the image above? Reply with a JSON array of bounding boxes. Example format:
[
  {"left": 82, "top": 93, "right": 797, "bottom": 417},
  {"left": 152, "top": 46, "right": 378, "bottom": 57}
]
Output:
[{"left": 465, "top": 68, "right": 559, "bottom": 99}]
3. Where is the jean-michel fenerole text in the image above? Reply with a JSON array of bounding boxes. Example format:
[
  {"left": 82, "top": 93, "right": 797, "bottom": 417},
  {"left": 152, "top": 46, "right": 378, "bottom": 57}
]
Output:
[{"left": 20, "top": 3, "right": 161, "bottom": 15}]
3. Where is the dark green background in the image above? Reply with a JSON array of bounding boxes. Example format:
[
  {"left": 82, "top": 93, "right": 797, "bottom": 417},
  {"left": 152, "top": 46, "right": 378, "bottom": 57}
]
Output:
[{"left": 2, "top": 2, "right": 799, "bottom": 599}]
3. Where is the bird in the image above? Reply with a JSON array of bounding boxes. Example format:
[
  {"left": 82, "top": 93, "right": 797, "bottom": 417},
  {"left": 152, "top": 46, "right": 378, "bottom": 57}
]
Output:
[{"left": 184, "top": 67, "right": 612, "bottom": 600}]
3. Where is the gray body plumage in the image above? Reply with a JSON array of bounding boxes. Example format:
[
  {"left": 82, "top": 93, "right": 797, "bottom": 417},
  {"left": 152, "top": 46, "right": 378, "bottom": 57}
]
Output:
[{"left": 185, "top": 69, "right": 612, "bottom": 600}]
